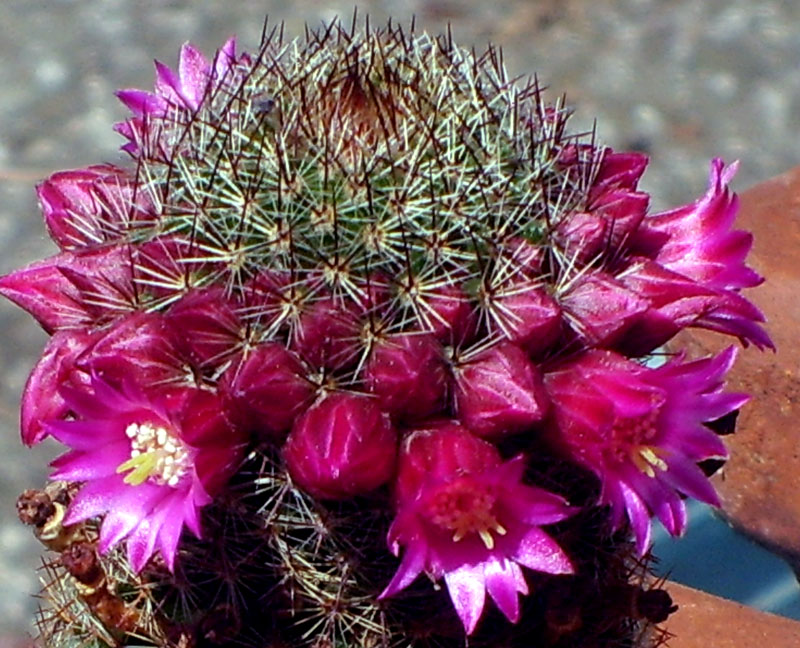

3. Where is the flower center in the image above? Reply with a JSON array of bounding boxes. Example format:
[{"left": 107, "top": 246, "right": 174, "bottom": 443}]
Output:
[
  {"left": 610, "top": 397, "right": 669, "bottom": 478},
  {"left": 426, "top": 479, "right": 507, "bottom": 550},
  {"left": 116, "top": 422, "right": 191, "bottom": 487}
]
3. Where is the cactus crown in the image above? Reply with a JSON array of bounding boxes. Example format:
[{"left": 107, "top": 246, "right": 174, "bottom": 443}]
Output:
[{"left": 122, "top": 19, "right": 597, "bottom": 372}]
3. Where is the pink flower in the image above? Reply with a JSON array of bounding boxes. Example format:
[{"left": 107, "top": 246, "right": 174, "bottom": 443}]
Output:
[
  {"left": 115, "top": 39, "right": 242, "bottom": 154},
  {"left": 644, "top": 159, "right": 761, "bottom": 290},
  {"left": 18, "top": 311, "right": 185, "bottom": 446},
  {"left": 617, "top": 259, "right": 771, "bottom": 355},
  {"left": 544, "top": 347, "right": 747, "bottom": 553},
  {"left": 283, "top": 392, "right": 397, "bottom": 500},
  {"left": 47, "top": 373, "right": 246, "bottom": 572},
  {"left": 631, "top": 159, "right": 772, "bottom": 349},
  {"left": 381, "top": 423, "right": 573, "bottom": 634}
]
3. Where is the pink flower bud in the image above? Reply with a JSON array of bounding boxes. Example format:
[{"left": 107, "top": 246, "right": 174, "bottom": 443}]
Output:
[
  {"left": 76, "top": 311, "right": 185, "bottom": 389},
  {"left": 455, "top": 342, "right": 548, "bottom": 438},
  {"left": 37, "top": 164, "right": 153, "bottom": 251},
  {"left": 491, "top": 284, "right": 562, "bottom": 356},
  {"left": 419, "top": 282, "right": 475, "bottom": 344},
  {"left": 21, "top": 329, "right": 96, "bottom": 446},
  {"left": 364, "top": 333, "right": 449, "bottom": 421},
  {"left": 166, "top": 287, "right": 242, "bottom": 368},
  {"left": 503, "top": 238, "right": 544, "bottom": 277},
  {"left": 219, "top": 343, "right": 315, "bottom": 440},
  {"left": 284, "top": 392, "right": 397, "bottom": 499},
  {"left": 555, "top": 211, "right": 607, "bottom": 264},
  {"left": 392, "top": 421, "right": 498, "bottom": 504},
  {"left": 294, "top": 298, "right": 362, "bottom": 371},
  {"left": 0, "top": 246, "right": 134, "bottom": 333},
  {"left": 132, "top": 235, "right": 222, "bottom": 302},
  {"left": 590, "top": 150, "right": 649, "bottom": 195},
  {"left": 561, "top": 272, "right": 649, "bottom": 346}
]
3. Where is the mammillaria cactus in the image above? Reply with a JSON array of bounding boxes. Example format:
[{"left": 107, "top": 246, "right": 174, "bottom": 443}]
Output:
[{"left": 6, "top": 17, "right": 771, "bottom": 648}]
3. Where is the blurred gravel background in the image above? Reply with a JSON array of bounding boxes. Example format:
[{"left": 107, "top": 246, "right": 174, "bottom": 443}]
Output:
[{"left": 2, "top": 0, "right": 800, "bottom": 643}]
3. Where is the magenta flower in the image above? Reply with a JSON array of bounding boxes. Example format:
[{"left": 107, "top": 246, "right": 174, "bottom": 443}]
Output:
[
  {"left": 48, "top": 373, "right": 245, "bottom": 572},
  {"left": 617, "top": 259, "right": 769, "bottom": 355},
  {"left": 632, "top": 158, "right": 772, "bottom": 349},
  {"left": 17, "top": 311, "right": 184, "bottom": 446},
  {"left": 380, "top": 423, "right": 574, "bottom": 634},
  {"left": 115, "top": 39, "right": 242, "bottom": 154},
  {"left": 644, "top": 159, "right": 760, "bottom": 290},
  {"left": 544, "top": 347, "right": 747, "bottom": 553}
]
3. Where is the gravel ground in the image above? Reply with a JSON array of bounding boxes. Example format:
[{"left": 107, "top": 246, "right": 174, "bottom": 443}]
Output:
[{"left": 1, "top": 0, "right": 799, "bottom": 642}]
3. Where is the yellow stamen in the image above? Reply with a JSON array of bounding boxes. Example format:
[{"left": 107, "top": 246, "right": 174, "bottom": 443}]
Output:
[
  {"left": 632, "top": 446, "right": 669, "bottom": 478},
  {"left": 117, "top": 453, "right": 159, "bottom": 486},
  {"left": 478, "top": 529, "right": 495, "bottom": 550}
]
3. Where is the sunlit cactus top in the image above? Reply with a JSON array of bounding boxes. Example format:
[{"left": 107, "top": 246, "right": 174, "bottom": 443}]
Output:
[{"left": 3, "top": 18, "right": 771, "bottom": 647}]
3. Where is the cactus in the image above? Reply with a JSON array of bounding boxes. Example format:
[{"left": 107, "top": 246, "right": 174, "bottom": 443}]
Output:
[{"left": 5, "top": 16, "right": 770, "bottom": 648}]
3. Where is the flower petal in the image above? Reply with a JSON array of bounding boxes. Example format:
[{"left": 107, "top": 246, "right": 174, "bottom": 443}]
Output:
[
  {"left": 484, "top": 557, "right": 526, "bottom": 624},
  {"left": 444, "top": 563, "right": 487, "bottom": 634},
  {"left": 511, "top": 527, "right": 573, "bottom": 575}
]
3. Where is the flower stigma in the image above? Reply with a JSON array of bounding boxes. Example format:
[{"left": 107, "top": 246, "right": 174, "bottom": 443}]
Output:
[
  {"left": 609, "top": 394, "right": 669, "bottom": 477},
  {"left": 427, "top": 478, "right": 507, "bottom": 549},
  {"left": 116, "top": 422, "right": 191, "bottom": 487}
]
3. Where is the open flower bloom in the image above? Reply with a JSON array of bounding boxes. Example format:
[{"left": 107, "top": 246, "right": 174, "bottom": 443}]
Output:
[
  {"left": 380, "top": 423, "right": 574, "bottom": 634},
  {"left": 115, "top": 38, "right": 243, "bottom": 154},
  {"left": 47, "top": 373, "right": 246, "bottom": 572},
  {"left": 545, "top": 347, "right": 747, "bottom": 554},
  {"left": 631, "top": 158, "right": 772, "bottom": 350}
]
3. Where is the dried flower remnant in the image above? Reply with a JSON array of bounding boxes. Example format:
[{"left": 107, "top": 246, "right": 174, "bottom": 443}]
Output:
[{"left": 1, "top": 17, "right": 771, "bottom": 648}]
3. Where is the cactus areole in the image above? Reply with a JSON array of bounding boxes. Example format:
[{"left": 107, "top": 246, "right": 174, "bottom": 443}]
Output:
[{"left": 5, "top": 17, "right": 769, "bottom": 648}]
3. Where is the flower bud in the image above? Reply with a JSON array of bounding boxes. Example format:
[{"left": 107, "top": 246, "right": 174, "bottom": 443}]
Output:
[
  {"left": 166, "top": 287, "right": 242, "bottom": 368},
  {"left": 37, "top": 164, "right": 154, "bottom": 251},
  {"left": 294, "top": 297, "right": 362, "bottom": 371},
  {"left": 455, "top": 342, "right": 548, "bottom": 438},
  {"left": 219, "top": 343, "right": 314, "bottom": 440},
  {"left": 364, "top": 333, "right": 449, "bottom": 421},
  {"left": 21, "top": 329, "right": 95, "bottom": 445},
  {"left": 561, "top": 272, "right": 649, "bottom": 347},
  {"left": 284, "top": 392, "right": 397, "bottom": 499},
  {"left": 491, "top": 284, "right": 562, "bottom": 356},
  {"left": 75, "top": 311, "right": 185, "bottom": 389}
]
